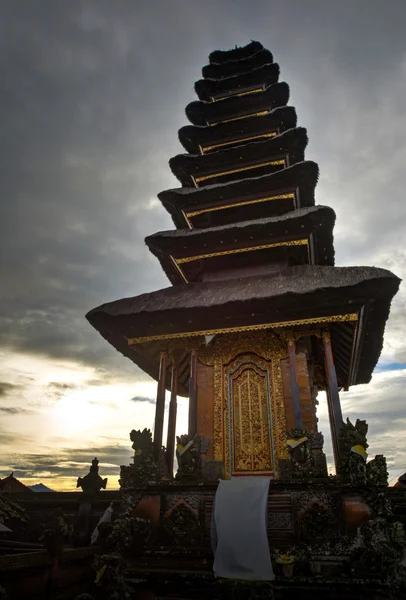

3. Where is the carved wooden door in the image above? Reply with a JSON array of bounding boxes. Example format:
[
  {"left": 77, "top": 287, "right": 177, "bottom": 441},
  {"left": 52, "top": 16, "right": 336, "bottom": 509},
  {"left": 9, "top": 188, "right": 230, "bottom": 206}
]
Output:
[{"left": 227, "top": 358, "right": 274, "bottom": 476}]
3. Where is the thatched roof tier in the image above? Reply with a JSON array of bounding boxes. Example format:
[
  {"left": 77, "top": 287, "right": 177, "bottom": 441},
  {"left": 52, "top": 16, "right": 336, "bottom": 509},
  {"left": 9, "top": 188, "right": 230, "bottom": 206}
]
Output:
[
  {"left": 195, "top": 63, "right": 280, "bottom": 102},
  {"left": 185, "top": 84, "right": 290, "bottom": 127},
  {"left": 0, "top": 473, "right": 33, "bottom": 493},
  {"left": 209, "top": 41, "right": 264, "bottom": 65},
  {"left": 159, "top": 161, "right": 319, "bottom": 229},
  {"left": 170, "top": 127, "right": 308, "bottom": 188},
  {"left": 202, "top": 49, "right": 273, "bottom": 80},
  {"left": 145, "top": 206, "right": 335, "bottom": 285},
  {"left": 86, "top": 266, "right": 400, "bottom": 394},
  {"left": 180, "top": 106, "right": 296, "bottom": 154}
]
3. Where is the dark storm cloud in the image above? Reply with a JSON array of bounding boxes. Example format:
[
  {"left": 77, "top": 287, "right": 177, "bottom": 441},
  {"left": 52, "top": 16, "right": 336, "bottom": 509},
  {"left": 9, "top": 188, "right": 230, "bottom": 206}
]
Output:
[
  {"left": 1, "top": 0, "right": 406, "bottom": 375},
  {"left": 0, "top": 382, "right": 22, "bottom": 397}
]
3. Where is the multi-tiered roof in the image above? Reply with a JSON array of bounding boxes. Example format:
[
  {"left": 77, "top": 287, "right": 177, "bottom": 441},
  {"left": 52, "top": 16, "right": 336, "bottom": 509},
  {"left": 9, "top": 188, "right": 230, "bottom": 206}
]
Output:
[{"left": 87, "top": 41, "right": 399, "bottom": 397}]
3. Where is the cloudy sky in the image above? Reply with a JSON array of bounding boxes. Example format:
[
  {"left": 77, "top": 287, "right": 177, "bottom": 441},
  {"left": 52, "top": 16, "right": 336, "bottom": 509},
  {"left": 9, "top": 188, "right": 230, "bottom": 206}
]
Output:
[{"left": 1, "top": 0, "right": 405, "bottom": 490}]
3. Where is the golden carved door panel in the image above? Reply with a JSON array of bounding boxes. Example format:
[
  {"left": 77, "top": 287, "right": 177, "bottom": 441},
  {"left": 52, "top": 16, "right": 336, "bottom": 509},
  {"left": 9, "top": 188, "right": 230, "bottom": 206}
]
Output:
[{"left": 226, "top": 356, "right": 275, "bottom": 476}]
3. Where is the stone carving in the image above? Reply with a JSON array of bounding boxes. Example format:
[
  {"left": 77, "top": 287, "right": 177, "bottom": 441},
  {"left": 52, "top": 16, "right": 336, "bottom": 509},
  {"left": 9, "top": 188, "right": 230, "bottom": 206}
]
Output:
[
  {"left": 76, "top": 458, "right": 107, "bottom": 493},
  {"left": 366, "top": 488, "right": 393, "bottom": 518},
  {"left": 163, "top": 502, "right": 201, "bottom": 547},
  {"left": 348, "top": 449, "right": 367, "bottom": 486},
  {"left": 367, "top": 454, "right": 388, "bottom": 486},
  {"left": 338, "top": 418, "right": 368, "bottom": 477},
  {"left": 278, "top": 429, "right": 328, "bottom": 479},
  {"left": 41, "top": 507, "right": 72, "bottom": 559},
  {"left": 351, "top": 517, "right": 406, "bottom": 579},
  {"left": 175, "top": 434, "right": 201, "bottom": 481},
  {"left": 107, "top": 495, "right": 151, "bottom": 555},
  {"left": 294, "top": 489, "right": 344, "bottom": 534},
  {"left": 119, "top": 428, "right": 159, "bottom": 488},
  {"left": 299, "top": 502, "right": 336, "bottom": 546},
  {"left": 268, "top": 512, "right": 293, "bottom": 530}
]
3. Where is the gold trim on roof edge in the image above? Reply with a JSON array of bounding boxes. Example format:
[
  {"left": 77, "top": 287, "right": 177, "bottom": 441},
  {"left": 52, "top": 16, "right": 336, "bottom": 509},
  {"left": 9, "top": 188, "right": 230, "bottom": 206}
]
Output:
[
  {"left": 212, "top": 87, "right": 263, "bottom": 102},
  {"left": 169, "top": 256, "right": 189, "bottom": 283},
  {"left": 192, "top": 159, "right": 286, "bottom": 186},
  {"left": 175, "top": 239, "right": 308, "bottom": 265},
  {"left": 209, "top": 110, "right": 269, "bottom": 127},
  {"left": 185, "top": 192, "right": 296, "bottom": 221},
  {"left": 127, "top": 313, "right": 359, "bottom": 345},
  {"left": 202, "top": 131, "right": 276, "bottom": 153}
]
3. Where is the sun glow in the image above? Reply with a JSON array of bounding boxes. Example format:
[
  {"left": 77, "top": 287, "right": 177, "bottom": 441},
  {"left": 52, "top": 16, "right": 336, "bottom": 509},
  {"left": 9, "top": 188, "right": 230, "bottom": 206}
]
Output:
[{"left": 52, "top": 389, "right": 109, "bottom": 435}]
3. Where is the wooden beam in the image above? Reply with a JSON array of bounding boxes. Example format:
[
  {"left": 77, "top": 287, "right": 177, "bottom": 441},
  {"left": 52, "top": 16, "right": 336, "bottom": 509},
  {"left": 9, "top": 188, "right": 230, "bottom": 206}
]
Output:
[
  {"left": 188, "top": 351, "right": 198, "bottom": 436},
  {"left": 166, "top": 360, "right": 177, "bottom": 477},
  {"left": 153, "top": 352, "right": 167, "bottom": 461},
  {"left": 287, "top": 339, "right": 303, "bottom": 430},
  {"left": 323, "top": 331, "right": 343, "bottom": 469}
]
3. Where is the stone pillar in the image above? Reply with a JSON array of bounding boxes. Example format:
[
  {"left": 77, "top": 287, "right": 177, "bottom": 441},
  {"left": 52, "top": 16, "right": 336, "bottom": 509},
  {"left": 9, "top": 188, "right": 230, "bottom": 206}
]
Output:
[
  {"left": 166, "top": 360, "right": 177, "bottom": 477},
  {"left": 153, "top": 352, "right": 167, "bottom": 461},
  {"left": 287, "top": 338, "right": 303, "bottom": 430},
  {"left": 323, "top": 331, "right": 343, "bottom": 468},
  {"left": 188, "top": 351, "right": 198, "bottom": 436}
]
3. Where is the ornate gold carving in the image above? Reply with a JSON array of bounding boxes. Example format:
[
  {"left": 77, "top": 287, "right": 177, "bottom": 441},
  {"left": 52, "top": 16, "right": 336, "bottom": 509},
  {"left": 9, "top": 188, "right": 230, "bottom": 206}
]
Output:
[
  {"left": 280, "top": 328, "right": 323, "bottom": 342},
  {"left": 207, "top": 332, "right": 289, "bottom": 476},
  {"left": 127, "top": 314, "right": 359, "bottom": 346},
  {"left": 174, "top": 239, "right": 308, "bottom": 265},
  {"left": 322, "top": 330, "right": 331, "bottom": 343},
  {"left": 226, "top": 358, "right": 273, "bottom": 474},
  {"left": 209, "top": 110, "right": 269, "bottom": 126},
  {"left": 272, "top": 359, "right": 289, "bottom": 465},
  {"left": 202, "top": 131, "right": 276, "bottom": 153},
  {"left": 169, "top": 255, "right": 189, "bottom": 283},
  {"left": 213, "top": 359, "right": 223, "bottom": 461},
  {"left": 212, "top": 87, "right": 263, "bottom": 102},
  {"left": 197, "top": 330, "right": 287, "bottom": 366},
  {"left": 192, "top": 159, "right": 286, "bottom": 187}
]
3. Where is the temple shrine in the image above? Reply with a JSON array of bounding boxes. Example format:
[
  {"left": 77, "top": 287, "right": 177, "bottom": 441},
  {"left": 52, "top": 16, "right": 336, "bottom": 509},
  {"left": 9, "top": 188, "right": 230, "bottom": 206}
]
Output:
[
  {"left": 85, "top": 41, "right": 404, "bottom": 597},
  {"left": 87, "top": 41, "right": 399, "bottom": 483}
]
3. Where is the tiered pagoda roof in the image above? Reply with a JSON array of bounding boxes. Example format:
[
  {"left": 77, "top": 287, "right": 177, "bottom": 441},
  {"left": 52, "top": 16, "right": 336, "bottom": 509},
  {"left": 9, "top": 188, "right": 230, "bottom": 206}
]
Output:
[{"left": 87, "top": 41, "right": 400, "bottom": 396}]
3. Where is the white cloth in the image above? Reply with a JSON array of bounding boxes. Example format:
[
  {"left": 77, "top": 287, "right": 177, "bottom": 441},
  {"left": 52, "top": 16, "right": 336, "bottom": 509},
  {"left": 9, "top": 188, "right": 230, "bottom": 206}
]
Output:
[
  {"left": 90, "top": 502, "right": 113, "bottom": 545},
  {"left": 212, "top": 477, "right": 274, "bottom": 581}
]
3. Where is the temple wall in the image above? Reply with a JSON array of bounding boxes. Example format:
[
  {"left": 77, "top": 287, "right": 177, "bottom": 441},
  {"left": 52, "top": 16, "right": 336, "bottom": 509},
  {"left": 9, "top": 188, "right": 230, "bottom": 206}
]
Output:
[{"left": 196, "top": 360, "right": 214, "bottom": 460}]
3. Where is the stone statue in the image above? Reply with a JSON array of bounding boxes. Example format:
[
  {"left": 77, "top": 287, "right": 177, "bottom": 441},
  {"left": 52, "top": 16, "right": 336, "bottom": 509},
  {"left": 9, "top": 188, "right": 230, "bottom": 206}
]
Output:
[
  {"left": 367, "top": 455, "right": 388, "bottom": 486},
  {"left": 119, "top": 428, "right": 159, "bottom": 488},
  {"left": 278, "top": 429, "right": 328, "bottom": 479},
  {"left": 76, "top": 458, "right": 107, "bottom": 493},
  {"left": 337, "top": 418, "right": 369, "bottom": 477},
  {"left": 175, "top": 434, "right": 201, "bottom": 481}
]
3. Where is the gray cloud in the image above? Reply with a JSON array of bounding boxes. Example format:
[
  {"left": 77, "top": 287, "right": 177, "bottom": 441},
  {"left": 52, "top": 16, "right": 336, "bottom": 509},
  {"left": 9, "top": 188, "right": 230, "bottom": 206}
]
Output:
[
  {"left": 130, "top": 396, "right": 155, "bottom": 405},
  {"left": 1, "top": 1, "right": 405, "bottom": 371},
  {"left": 0, "top": 382, "right": 22, "bottom": 397},
  {"left": 1, "top": 443, "right": 133, "bottom": 481},
  {"left": 0, "top": 406, "right": 34, "bottom": 415}
]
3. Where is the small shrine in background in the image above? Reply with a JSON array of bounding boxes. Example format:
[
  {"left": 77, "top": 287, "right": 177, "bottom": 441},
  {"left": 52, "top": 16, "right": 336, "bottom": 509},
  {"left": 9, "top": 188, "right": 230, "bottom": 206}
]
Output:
[{"left": 84, "top": 41, "right": 404, "bottom": 598}]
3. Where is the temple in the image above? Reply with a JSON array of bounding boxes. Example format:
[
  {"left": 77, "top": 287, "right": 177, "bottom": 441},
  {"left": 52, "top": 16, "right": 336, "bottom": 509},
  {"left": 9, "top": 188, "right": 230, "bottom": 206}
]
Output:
[
  {"left": 3, "top": 42, "right": 406, "bottom": 600},
  {"left": 87, "top": 41, "right": 399, "bottom": 483},
  {"left": 80, "top": 41, "right": 405, "bottom": 598}
]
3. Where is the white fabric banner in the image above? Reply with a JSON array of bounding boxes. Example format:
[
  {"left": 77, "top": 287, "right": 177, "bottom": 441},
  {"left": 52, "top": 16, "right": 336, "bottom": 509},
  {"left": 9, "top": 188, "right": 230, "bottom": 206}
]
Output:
[{"left": 212, "top": 477, "right": 274, "bottom": 581}]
